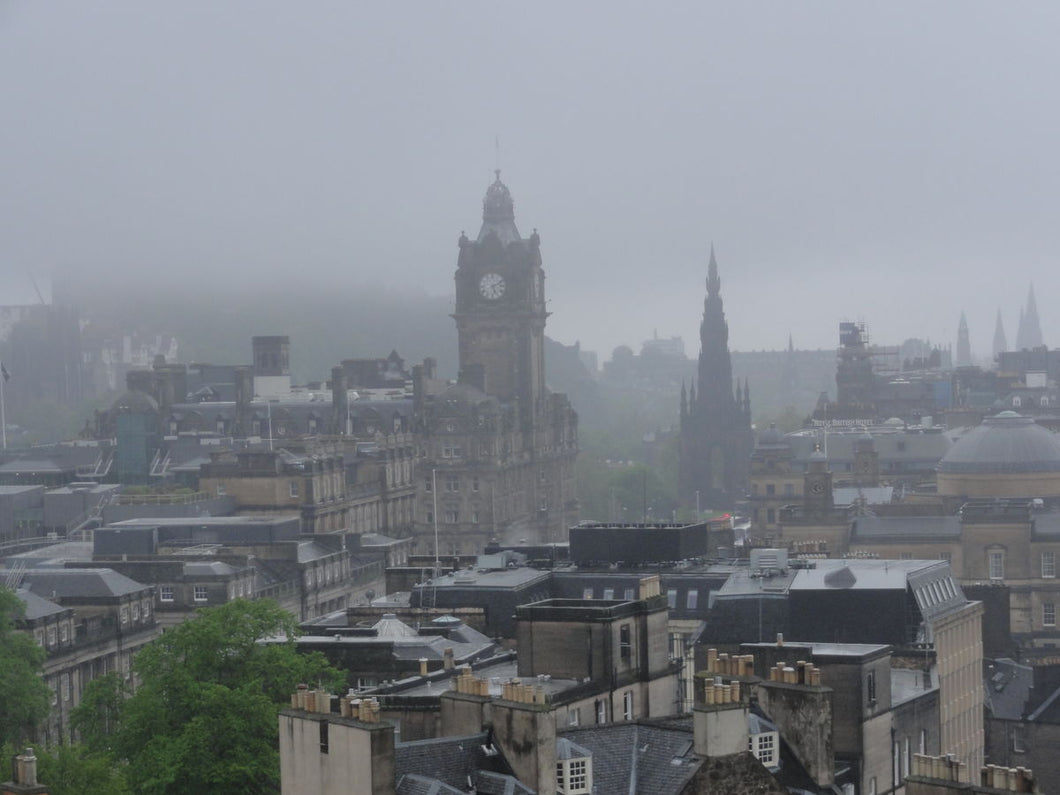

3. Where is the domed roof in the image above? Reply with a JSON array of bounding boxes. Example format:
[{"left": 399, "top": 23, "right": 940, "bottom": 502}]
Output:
[
  {"left": 111, "top": 389, "right": 159, "bottom": 414},
  {"left": 478, "top": 170, "right": 521, "bottom": 244},
  {"left": 938, "top": 412, "right": 1060, "bottom": 474}
]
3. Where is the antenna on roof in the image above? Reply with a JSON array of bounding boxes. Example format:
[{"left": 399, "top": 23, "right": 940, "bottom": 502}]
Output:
[{"left": 494, "top": 134, "right": 501, "bottom": 174}]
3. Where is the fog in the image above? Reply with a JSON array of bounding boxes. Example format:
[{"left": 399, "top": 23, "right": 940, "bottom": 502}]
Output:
[{"left": 3, "top": 2, "right": 1059, "bottom": 361}]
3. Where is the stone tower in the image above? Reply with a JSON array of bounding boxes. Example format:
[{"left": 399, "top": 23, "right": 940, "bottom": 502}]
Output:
[
  {"left": 413, "top": 173, "right": 578, "bottom": 555},
  {"left": 452, "top": 171, "right": 547, "bottom": 430},
  {"left": 992, "top": 308, "right": 1007, "bottom": 362},
  {"left": 679, "top": 247, "right": 753, "bottom": 512},
  {"left": 956, "top": 311, "right": 971, "bottom": 367},
  {"left": 1016, "top": 284, "right": 1043, "bottom": 351}
]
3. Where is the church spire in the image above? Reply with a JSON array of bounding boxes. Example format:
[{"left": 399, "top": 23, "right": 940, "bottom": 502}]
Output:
[
  {"left": 956, "top": 311, "right": 971, "bottom": 367},
  {"left": 992, "top": 308, "right": 1007, "bottom": 361},
  {"left": 1024, "top": 283, "right": 1043, "bottom": 349},
  {"left": 706, "top": 244, "right": 720, "bottom": 298}
]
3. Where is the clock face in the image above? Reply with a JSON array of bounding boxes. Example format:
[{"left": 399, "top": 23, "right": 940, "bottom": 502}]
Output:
[
  {"left": 810, "top": 480, "right": 825, "bottom": 495},
  {"left": 479, "top": 272, "right": 506, "bottom": 300}
]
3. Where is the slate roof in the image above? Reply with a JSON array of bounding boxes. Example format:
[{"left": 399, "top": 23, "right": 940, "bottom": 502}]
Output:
[
  {"left": 15, "top": 587, "right": 69, "bottom": 620},
  {"left": 559, "top": 720, "right": 702, "bottom": 795},
  {"left": 395, "top": 733, "right": 491, "bottom": 791},
  {"left": 851, "top": 515, "right": 961, "bottom": 541},
  {"left": 395, "top": 775, "right": 464, "bottom": 795},
  {"left": 20, "top": 567, "right": 150, "bottom": 598},
  {"left": 833, "top": 486, "right": 894, "bottom": 506},
  {"left": 984, "top": 658, "right": 1034, "bottom": 720}
]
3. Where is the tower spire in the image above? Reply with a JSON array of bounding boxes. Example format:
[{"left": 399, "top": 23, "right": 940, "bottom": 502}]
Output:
[
  {"left": 992, "top": 308, "right": 1007, "bottom": 361},
  {"left": 706, "top": 244, "right": 720, "bottom": 297}
]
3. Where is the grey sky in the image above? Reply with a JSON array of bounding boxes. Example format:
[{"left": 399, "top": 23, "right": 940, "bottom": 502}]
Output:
[{"left": 2, "top": 2, "right": 1058, "bottom": 361}]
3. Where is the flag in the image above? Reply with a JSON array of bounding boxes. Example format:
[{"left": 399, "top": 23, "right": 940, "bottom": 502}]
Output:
[{"left": 1, "top": 362, "right": 9, "bottom": 382}]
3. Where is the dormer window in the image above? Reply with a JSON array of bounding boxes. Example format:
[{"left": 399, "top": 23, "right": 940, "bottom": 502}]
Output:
[{"left": 555, "top": 739, "right": 592, "bottom": 794}]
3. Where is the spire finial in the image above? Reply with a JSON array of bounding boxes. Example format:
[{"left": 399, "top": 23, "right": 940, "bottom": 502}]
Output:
[{"left": 706, "top": 244, "right": 720, "bottom": 297}]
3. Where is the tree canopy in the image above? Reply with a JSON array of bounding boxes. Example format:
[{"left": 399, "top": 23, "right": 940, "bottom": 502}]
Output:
[
  {"left": 0, "top": 585, "right": 52, "bottom": 747},
  {"left": 76, "top": 598, "right": 342, "bottom": 795}
]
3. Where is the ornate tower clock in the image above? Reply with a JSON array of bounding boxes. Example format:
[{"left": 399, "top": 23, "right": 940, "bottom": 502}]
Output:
[{"left": 453, "top": 171, "right": 547, "bottom": 429}]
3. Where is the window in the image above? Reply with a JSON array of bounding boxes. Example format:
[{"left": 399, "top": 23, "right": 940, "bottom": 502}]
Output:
[
  {"left": 59, "top": 623, "right": 69, "bottom": 643},
  {"left": 624, "top": 588, "right": 635, "bottom": 601},
  {"left": 868, "top": 778, "right": 877, "bottom": 795},
  {"left": 425, "top": 477, "right": 433, "bottom": 492},
  {"left": 766, "top": 509, "right": 775, "bottom": 524},
  {"left": 902, "top": 737, "right": 910, "bottom": 779},
  {"left": 989, "top": 550, "right": 1005, "bottom": 580},
  {"left": 425, "top": 510, "right": 434, "bottom": 525},
  {"left": 193, "top": 586, "right": 208, "bottom": 602},
  {"left": 619, "top": 624, "right": 632, "bottom": 660},
  {"left": 1043, "top": 551, "right": 1056, "bottom": 578},
  {"left": 766, "top": 483, "right": 775, "bottom": 496},
  {"left": 1044, "top": 602, "right": 1056, "bottom": 627},
  {"left": 289, "top": 481, "right": 299, "bottom": 498},
  {"left": 557, "top": 758, "right": 591, "bottom": 794},
  {"left": 445, "top": 475, "right": 459, "bottom": 492},
  {"left": 569, "top": 708, "right": 580, "bottom": 727},
  {"left": 667, "top": 589, "right": 677, "bottom": 609},
  {"left": 603, "top": 588, "right": 614, "bottom": 600},
  {"left": 471, "top": 476, "right": 480, "bottom": 492},
  {"left": 445, "top": 510, "right": 459, "bottom": 524},
  {"left": 567, "top": 759, "right": 588, "bottom": 792},
  {"left": 319, "top": 720, "right": 329, "bottom": 753},
  {"left": 687, "top": 589, "right": 699, "bottom": 609},
  {"left": 596, "top": 699, "right": 606, "bottom": 724},
  {"left": 583, "top": 588, "right": 594, "bottom": 600},
  {"left": 784, "top": 483, "right": 795, "bottom": 497},
  {"left": 216, "top": 484, "right": 226, "bottom": 497},
  {"left": 471, "top": 510, "right": 479, "bottom": 524},
  {"left": 867, "top": 670, "right": 877, "bottom": 704},
  {"left": 132, "top": 602, "right": 140, "bottom": 621},
  {"left": 1013, "top": 723, "right": 1027, "bottom": 753},
  {"left": 622, "top": 690, "right": 634, "bottom": 720},
  {"left": 120, "top": 607, "right": 129, "bottom": 625},
  {"left": 61, "top": 674, "right": 70, "bottom": 702},
  {"left": 160, "top": 586, "right": 174, "bottom": 602},
  {"left": 750, "top": 732, "right": 777, "bottom": 766}
]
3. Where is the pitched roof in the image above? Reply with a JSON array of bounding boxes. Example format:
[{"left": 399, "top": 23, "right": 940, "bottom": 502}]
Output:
[
  {"left": 559, "top": 720, "right": 702, "bottom": 795},
  {"left": 20, "top": 567, "right": 150, "bottom": 598}
]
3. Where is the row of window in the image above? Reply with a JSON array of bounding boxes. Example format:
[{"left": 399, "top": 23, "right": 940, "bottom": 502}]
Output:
[
  {"left": 426, "top": 475, "right": 483, "bottom": 493},
  {"left": 987, "top": 550, "right": 1057, "bottom": 580}
]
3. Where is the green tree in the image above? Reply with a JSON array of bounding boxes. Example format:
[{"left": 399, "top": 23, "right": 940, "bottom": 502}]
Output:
[
  {"left": 33, "top": 743, "right": 131, "bottom": 795},
  {"left": 105, "top": 598, "right": 342, "bottom": 795},
  {"left": 0, "top": 586, "right": 52, "bottom": 746}
]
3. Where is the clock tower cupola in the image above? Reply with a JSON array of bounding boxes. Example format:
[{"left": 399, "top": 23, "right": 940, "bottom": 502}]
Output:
[{"left": 453, "top": 172, "right": 547, "bottom": 428}]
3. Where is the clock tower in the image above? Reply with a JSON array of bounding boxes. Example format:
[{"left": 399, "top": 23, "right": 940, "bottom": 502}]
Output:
[{"left": 453, "top": 171, "right": 547, "bottom": 429}]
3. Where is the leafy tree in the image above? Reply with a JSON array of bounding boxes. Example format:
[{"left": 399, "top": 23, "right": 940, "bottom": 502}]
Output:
[
  {"left": 33, "top": 743, "right": 131, "bottom": 795},
  {"left": 104, "top": 598, "right": 342, "bottom": 795},
  {"left": 70, "top": 673, "right": 127, "bottom": 756},
  {"left": 0, "top": 586, "right": 52, "bottom": 746}
]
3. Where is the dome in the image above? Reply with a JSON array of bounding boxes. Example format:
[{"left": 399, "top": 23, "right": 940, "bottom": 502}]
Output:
[
  {"left": 478, "top": 170, "right": 521, "bottom": 244},
  {"left": 938, "top": 412, "right": 1060, "bottom": 474},
  {"left": 111, "top": 389, "right": 159, "bottom": 414}
]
